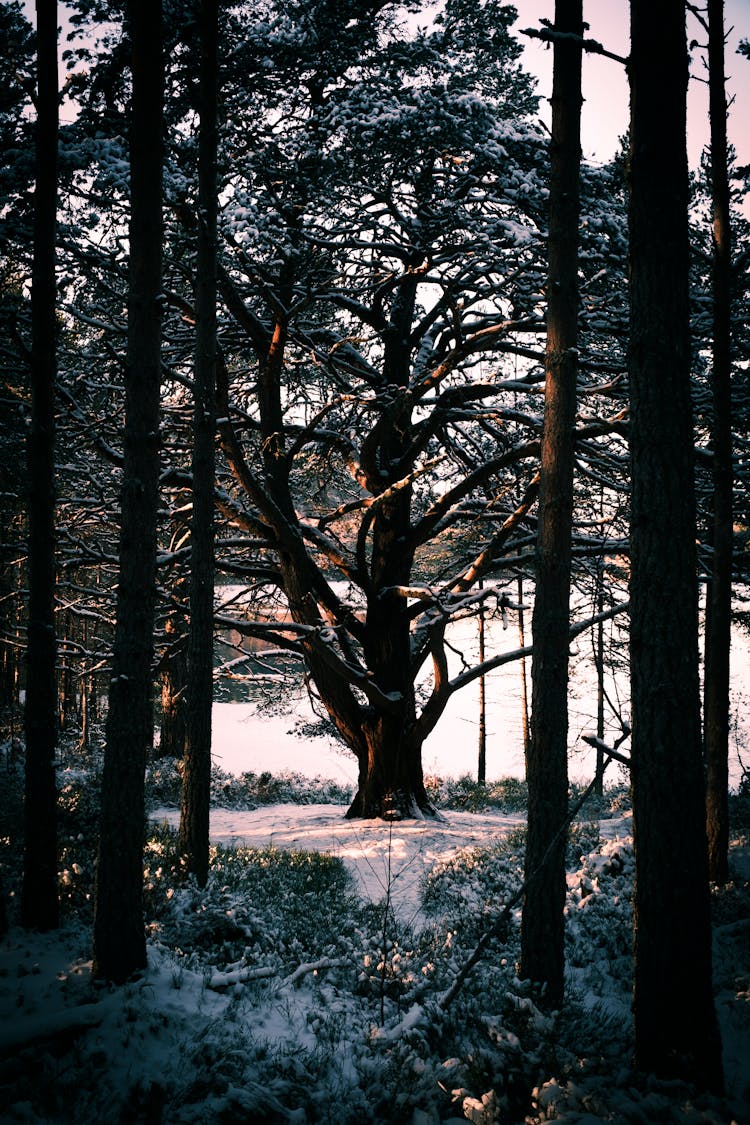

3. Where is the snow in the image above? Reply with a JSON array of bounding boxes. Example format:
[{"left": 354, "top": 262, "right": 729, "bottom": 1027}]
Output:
[
  {"left": 3, "top": 794, "right": 748, "bottom": 1123},
  {"left": 150, "top": 803, "right": 531, "bottom": 928}
]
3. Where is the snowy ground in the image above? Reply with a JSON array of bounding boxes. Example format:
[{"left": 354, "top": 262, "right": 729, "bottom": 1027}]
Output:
[
  {"left": 150, "top": 804, "right": 637, "bottom": 932},
  {"left": 151, "top": 803, "right": 531, "bottom": 928},
  {"left": 2, "top": 792, "right": 749, "bottom": 1124}
]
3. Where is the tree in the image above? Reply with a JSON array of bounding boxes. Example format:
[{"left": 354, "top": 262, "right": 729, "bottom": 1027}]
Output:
[
  {"left": 22, "top": 0, "right": 59, "bottom": 932},
  {"left": 179, "top": 0, "right": 219, "bottom": 887},
  {"left": 93, "top": 0, "right": 163, "bottom": 982},
  {"left": 702, "top": 0, "right": 733, "bottom": 885},
  {"left": 206, "top": 0, "right": 552, "bottom": 819},
  {"left": 627, "top": 0, "right": 723, "bottom": 1089},
  {"left": 520, "top": 0, "right": 583, "bottom": 1009},
  {"left": 29, "top": 0, "right": 632, "bottom": 825}
]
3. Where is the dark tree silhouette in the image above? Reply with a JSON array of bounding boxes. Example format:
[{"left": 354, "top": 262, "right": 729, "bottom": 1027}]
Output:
[
  {"left": 703, "top": 0, "right": 733, "bottom": 886},
  {"left": 22, "top": 0, "right": 59, "bottom": 933},
  {"left": 93, "top": 0, "right": 163, "bottom": 982},
  {"left": 180, "top": 0, "right": 219, "bottom": 888},
  {"left": 628, "top": 0, "right": 723, "bottom": 1090},
  {"left": 520, "top": 0, "right": 583, "bottom": 1009}
]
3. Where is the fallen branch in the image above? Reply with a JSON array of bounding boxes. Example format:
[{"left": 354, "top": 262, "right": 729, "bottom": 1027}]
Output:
[
  {"left": 208, "top": 965, "right": 276, "bottom": 991},
  {"left": 282, "top": 956, "right": 348, "bottom": 988},
  {"left": 581, "top": 732, "right": 631, "bottom": 770}
]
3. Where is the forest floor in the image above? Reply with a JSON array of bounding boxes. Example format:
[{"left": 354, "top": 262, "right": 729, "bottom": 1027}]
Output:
[{"left": 1, "top": 745, "right": 749, "bottom": 1124}]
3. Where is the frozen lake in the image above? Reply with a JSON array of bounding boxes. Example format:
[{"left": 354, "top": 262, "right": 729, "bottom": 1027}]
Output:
[{"left": 210, "top": 604, "right": 750, "bottom": 790}]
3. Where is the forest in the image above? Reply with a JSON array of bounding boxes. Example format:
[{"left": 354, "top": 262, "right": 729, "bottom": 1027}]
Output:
[{"left": 1, "top": 0, "right": 750, "bottom": 1121}]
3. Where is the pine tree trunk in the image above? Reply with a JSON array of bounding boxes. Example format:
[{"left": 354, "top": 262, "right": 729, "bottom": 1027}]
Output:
[
  {"left": 180, "top": 0, "right": 219, "bottom": 888},
  {"left": 22, "top": 0, "right": 59, "bottom": 933},
  {"left": 628, "top": 0, "right": 723, "bottom": 1090},
  {"left": 521, "top": 0, "right": 582, "bottom": 1009},
  {"left": 477, "top": 580, "right": 486, "bottom": 785},
  {"left": 159, "top": 650, "right": 187, "bottom": 757},
  {"left": 346, "top": 724, "right": 434, "bottom": 820},
  {"left": 703, "top": 0, "right": 733, "bottom": 886},
  {"left": 93, "top": 0, "right": 163, "bottom": 983}
]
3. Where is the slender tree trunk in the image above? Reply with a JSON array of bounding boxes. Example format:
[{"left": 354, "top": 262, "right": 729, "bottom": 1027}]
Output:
[
  {"left": 521, "top": 0, "right": 582, "bottom": 1009},
  {"left": 704, "top": 0, "right": 733, "bottom": 886},
  {"left": 477, "top": 578, "right": 486, "bottom": 784},
  {"left": 93, "top": 0, "right": 163, "bottom": 983},
  {"left": 628, "top": 0, "right": 723, "bottom": 1090},
  {"left": 22, "top": 0, "right": 59, "bottom": 932},
  {"left": 517, "top": 575, "right": 530, "bottom": 761},
  {"left": 594, "top": 558, "right": 605, "bottom": 795},
  {"left": 180, "top": 0, "right": 219, "bottom": 887}
]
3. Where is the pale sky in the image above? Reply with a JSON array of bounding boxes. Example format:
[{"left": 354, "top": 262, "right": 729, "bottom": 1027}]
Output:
[{"left": 511, "top": 0, "right": 750, "bottom": 175}]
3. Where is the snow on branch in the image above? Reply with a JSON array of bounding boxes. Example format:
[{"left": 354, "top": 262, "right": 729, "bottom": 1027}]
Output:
[
  {"left": 520, "top": 25, "right": 628, "bottom": 66},
  {"left": 282, "top": 957, "right": 348, "bottom": 988},
  {"left": 208, "top": 965, "right": 276, "bottom": 991}
]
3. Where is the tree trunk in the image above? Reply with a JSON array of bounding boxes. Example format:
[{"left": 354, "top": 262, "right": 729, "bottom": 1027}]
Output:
[
  {"left": 159, "top": 621, "right": 187, "bottom": 758},
  {"left": 517, "top": 575, "right": 530, "bottom": 761},
  {"left": 180, "top": 0, "right": 219, "bottom": 888},
  {"left": 521, "top": 0, "right": 582, "bottom": 1009},
  {"left": 93, "top": 0, "right": 163, "bottom": 983},
  {"left": 22, "top": 0, "right": 59, "bottom": 933},
  {"left": 628, "top": 0, "right": 723, "bottom": 1090},
  {"left": 342, "top": 510, "right": 435, "bottom": 819},
  {"left": 703, "top": 0, "right": 733, "bottom": 886},
  {"left": 478, "top": 579, "right": 486, "bottom": 785}
]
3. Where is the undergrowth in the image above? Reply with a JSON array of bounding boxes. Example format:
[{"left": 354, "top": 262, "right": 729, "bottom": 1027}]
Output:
[{"left": 1, "top": 729, "right": 748, "bottom": 1124}]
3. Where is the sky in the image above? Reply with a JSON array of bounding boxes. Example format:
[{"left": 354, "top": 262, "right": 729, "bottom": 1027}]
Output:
[
  {"left": 510, "top": 0, "right": 750, "bottom": 176},
  {"left": 24, "top": 1, "right": 750, "bottom": 184}
]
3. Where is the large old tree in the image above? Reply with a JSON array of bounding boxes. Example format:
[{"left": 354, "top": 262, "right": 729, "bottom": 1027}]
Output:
[
  {"left": 18, "top": 0, "right": 632, "bottom": 824},
  {"left": 205, "top": 0, "right": 628, "bottom": 819}
]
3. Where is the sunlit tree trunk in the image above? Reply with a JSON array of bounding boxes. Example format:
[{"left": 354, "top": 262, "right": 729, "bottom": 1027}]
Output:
[
  {"left": 521, "top": 0, "right": 582, "bottom": 1009},
  {"left": 93, "top": 0, "right": 163, "bottom": 983},
  {"left": 703, "top": 0, "right": 733, "bottom": 886},
  {"left": 628, "top": 0, "right": 723, "bottom": 1089},
  {"left": 159, "top": 611, "right": 188, "bottom": 758},
  {"left": 517, "top": 576, "right": 530, "bottom": 760},
  {"left": 477, "top": 578, "right": 486, "bottom": 784},
  {"left": 180, "top": 0, "right": 219, "bottom": 887},
  {"left": 22, "top": 0, "right": 59, "bottom": 933}
]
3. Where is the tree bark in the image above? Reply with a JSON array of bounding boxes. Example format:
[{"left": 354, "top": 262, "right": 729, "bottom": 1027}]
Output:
[
  {"left": 521, "top": 0, "right": 582, "bottom": 1009},
  {"left": 159, "top": 609, "right": 187, "bottom": 758},
  {"left": 478, "top": 579, "right": 486, "bottom": 785},
  {"left": 22, "top": 0, "right": 59, "bottom": 932},
  {"left": 93, "top": 0, "right": 163, "bottom": 983},
  {"left": 628, "top": 0, "right": 723, "bottom": 1090},
  {"left": 703, "top": 0, "right": 733, "bottom": 886},
  {"left": 180, "top": 0, "right": 219, "bottom": 887}
]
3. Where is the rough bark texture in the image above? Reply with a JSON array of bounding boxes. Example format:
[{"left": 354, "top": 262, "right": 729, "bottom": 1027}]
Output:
[
  {"left": 93, "top": 0, "right": 163, "bottom": 983},
  {"left": 159, "top": 610, "right": 187, "bottom": 758},
  {"left": 180, "top": 0, "right": 219, "bottom": 887},
  {"left": 22, "top": 0, "right": 59, "bottom": 932},
  {"left": 520, "top": 0, "right": 582, "bottom": 1008},
  {"left": 703, "top": 0, "right": 733, "bottom": 886},
  {"left": 628, "top": 0, "right": 723, "bottom": 1090}
]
